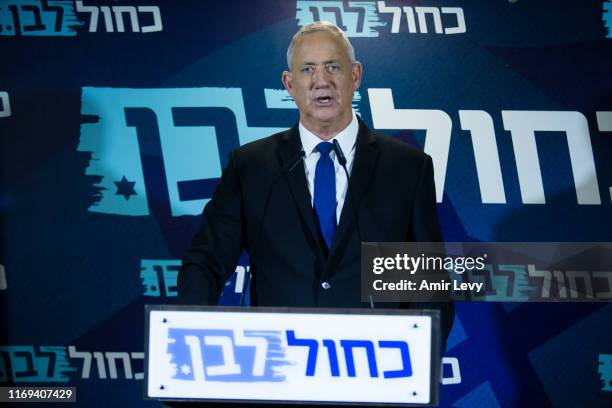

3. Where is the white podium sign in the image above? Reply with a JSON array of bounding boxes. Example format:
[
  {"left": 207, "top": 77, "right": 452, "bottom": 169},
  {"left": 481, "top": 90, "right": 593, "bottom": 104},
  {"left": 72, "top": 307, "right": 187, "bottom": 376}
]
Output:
[{"left": 145, "top": 306, "right": 440, "bottom": 406}]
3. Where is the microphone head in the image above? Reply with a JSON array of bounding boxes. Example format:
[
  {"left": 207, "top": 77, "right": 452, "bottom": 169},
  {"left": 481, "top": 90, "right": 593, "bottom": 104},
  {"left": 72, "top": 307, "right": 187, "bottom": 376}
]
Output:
[{"left": 332, "top": 139, "right": 347, "bottom": 166}]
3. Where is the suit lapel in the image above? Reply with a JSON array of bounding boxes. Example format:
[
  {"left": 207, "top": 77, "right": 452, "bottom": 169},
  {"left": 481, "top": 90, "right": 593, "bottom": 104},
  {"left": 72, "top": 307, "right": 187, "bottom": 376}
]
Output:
[
  {"left": 279, "top": 126, "right": 325, "bottom": 258},
  {"left": 327, "top": 119, "right": 379, "bottom": 264}
]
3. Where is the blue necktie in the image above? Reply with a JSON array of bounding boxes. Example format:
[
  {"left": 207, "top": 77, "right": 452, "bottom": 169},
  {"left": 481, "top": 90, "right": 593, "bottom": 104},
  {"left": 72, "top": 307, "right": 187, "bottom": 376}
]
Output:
[{"left": 313, "top": 142, "right": 336, "bottom": 249}]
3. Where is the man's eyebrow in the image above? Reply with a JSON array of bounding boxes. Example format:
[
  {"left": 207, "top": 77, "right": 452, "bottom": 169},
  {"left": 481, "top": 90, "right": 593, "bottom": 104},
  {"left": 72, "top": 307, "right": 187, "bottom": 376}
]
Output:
[{"left": 300, "top": 60, "right": 339, "bottom": 66}]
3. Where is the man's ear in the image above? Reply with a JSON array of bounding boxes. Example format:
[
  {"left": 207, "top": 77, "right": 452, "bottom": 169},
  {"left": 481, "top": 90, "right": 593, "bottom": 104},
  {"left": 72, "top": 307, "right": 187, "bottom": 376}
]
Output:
[
  {"left": 352, "top": 62, "right": 363, "bottom": 91},
  {"left": 282, "top": 71, "right": 294, "bottom": 96}
]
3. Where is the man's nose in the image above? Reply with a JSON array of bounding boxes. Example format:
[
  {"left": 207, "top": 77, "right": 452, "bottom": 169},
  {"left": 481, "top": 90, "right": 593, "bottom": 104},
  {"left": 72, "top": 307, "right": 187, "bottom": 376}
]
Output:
[{"left": 312, "top": 67, "right": 331, "bottom": 88}]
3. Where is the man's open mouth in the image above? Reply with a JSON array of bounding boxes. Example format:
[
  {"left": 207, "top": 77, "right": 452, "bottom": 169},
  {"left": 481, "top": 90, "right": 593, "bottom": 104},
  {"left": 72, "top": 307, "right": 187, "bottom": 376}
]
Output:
[{"left": 314, "top": 96, "right": 334, "bottom": 106}]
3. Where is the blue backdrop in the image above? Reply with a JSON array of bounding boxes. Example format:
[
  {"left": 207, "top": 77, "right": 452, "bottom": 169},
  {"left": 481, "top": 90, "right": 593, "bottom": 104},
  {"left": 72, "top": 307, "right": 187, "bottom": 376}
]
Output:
[{"left": 1, "top": 0, "right": 611, "bottom": 406}]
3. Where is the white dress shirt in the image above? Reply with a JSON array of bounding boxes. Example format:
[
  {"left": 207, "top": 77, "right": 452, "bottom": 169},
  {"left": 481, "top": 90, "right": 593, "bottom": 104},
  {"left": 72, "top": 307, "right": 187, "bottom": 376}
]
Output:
[{"left": 299, "top": 111, "right": 358, "bottom": 224}]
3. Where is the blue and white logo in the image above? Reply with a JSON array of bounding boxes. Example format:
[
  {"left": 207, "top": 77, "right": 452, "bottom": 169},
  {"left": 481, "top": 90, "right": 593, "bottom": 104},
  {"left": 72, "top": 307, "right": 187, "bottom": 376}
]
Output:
[
  {"left": 0, "top": 1, "right": 162, "bottom": 37},
  {"left": 147, "top": 310, "right": 435, "bottom": 404},
  {"left": 165, "top": 328, "right": 412, "bottom": 382},
  {"left": 295, "top": 1, "right": 466, "bottom": 37},
  {"left": 167, "top": 329, "right": 288, "bottom": 382}
]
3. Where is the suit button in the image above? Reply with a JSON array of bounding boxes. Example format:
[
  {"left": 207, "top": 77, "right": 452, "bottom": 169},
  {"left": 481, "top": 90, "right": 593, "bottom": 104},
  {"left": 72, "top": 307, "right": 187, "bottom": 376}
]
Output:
[{"left": 321, "top": 281, "right": 331, "bottom": 290}]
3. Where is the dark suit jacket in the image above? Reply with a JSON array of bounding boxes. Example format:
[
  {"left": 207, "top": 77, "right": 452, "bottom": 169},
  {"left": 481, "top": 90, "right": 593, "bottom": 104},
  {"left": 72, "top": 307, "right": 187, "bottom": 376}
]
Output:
[{"left": 178, "top": 117, "right": 454, "bottom": 345}]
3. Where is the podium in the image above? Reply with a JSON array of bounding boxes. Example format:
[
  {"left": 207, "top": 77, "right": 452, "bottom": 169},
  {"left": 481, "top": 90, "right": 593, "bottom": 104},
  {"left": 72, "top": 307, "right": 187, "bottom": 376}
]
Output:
[{"left": 145, "top": 306, "right": 441, "bottom": 406}]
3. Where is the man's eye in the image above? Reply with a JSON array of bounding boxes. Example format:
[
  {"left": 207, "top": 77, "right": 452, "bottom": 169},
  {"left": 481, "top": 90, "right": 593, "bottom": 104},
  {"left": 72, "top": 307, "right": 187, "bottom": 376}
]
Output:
[
  {"left": 327, "top": 64, "right": 340, "bottom": 72},
  {"left": 301, "top": 66, "right": 314, "bottom": 73}
]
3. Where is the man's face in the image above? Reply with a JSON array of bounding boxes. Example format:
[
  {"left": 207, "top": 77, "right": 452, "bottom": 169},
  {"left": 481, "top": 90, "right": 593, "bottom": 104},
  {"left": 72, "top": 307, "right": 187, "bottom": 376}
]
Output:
[{"left": 282, "top": 30, "right": 362, "bottom": 135}]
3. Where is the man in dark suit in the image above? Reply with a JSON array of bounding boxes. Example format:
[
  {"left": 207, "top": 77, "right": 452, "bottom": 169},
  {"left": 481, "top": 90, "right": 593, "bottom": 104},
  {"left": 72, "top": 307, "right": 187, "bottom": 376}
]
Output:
[{"left": 178, "top": 21, "right": 453, "bottom": 344}]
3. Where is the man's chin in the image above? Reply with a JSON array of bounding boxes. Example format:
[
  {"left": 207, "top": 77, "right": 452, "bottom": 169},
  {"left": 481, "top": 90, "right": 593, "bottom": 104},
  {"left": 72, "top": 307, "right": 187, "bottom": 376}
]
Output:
[{"left": 311, "top": 108, "right": 341, "bottom": 124}]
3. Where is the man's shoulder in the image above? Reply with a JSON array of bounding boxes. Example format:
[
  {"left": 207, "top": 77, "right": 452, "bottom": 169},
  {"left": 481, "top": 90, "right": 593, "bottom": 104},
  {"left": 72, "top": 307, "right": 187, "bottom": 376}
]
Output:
[{"left": 233, "top": 128, "right": 292, "bottom": 160}]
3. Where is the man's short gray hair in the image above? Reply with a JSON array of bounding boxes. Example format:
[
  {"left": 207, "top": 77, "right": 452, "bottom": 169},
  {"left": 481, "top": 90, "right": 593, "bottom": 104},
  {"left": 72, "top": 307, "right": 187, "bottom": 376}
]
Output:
[{"left": 286, "top": 21, "right": 356, "bottom": 71}]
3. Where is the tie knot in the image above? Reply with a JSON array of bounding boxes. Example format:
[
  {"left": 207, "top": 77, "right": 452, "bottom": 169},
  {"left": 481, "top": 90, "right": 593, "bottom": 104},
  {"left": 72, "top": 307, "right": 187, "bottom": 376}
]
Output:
[{"left": 316, "top": 142, "right": 333, "bottom": 157}]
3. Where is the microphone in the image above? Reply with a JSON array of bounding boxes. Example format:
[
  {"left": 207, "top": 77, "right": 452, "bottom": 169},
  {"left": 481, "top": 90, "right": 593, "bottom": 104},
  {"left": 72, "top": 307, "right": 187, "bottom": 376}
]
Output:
[
  {"left": 240, "top": 150, "right": 306, "bottom": 306},
  {"left": 284, "top": 150, "right": 306, "bottom": 174},
  {"left": 332, "top": 139, "right": 347, "bottom": 166},
  {"left": 332, "top": 140, "right": 374, "bottom": 309}
]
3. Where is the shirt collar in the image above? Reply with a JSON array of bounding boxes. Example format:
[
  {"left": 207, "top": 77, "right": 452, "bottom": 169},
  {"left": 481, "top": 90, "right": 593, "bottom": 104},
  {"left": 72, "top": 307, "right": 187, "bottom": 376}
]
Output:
[{"left": 299, "top": 111, "right": 358, "bottom": 158}]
